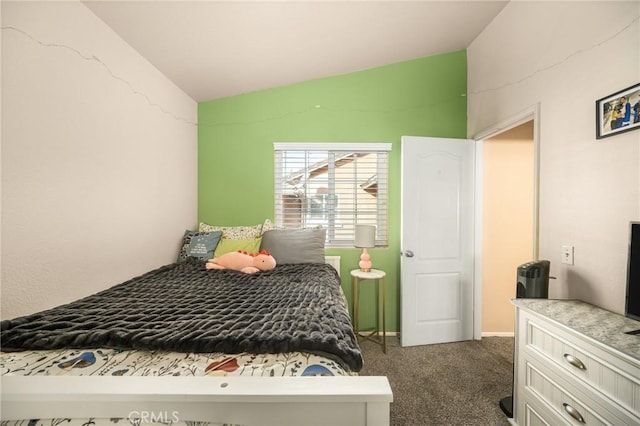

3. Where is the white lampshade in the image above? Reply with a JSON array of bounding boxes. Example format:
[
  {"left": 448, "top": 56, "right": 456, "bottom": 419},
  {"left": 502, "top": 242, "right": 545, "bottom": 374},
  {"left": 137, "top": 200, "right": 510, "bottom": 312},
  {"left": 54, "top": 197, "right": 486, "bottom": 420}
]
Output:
[{"left": 354, "top": 225, "right": 376, "bottom": 248}]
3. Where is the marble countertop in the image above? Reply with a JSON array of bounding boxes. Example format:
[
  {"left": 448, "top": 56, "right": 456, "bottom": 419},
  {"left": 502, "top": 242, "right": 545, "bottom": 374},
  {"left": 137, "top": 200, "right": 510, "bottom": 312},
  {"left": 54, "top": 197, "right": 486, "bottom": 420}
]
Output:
[{"left": 513, "top": 298, "right": 640, "bottom": 362}]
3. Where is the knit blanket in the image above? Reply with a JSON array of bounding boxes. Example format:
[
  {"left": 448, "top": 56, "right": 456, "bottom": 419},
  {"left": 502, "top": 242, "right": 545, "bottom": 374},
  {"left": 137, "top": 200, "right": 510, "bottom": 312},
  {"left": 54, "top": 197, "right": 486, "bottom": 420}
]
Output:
[{"left": 1, "top": 261, "right": 362, "bottom": 371}]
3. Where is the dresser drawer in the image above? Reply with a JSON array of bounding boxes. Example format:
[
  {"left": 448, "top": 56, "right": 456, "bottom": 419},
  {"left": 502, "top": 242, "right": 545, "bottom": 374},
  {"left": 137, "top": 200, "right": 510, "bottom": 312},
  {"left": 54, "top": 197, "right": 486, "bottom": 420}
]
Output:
[
  {"left": 522, "top": 310, "right": 640, "bottom": 418},
  {"left": 523, "top": 359, "right": 628, "bottom": 425},
  {"left": 522, "top": 396, "right": 565, "bottom": 426}
]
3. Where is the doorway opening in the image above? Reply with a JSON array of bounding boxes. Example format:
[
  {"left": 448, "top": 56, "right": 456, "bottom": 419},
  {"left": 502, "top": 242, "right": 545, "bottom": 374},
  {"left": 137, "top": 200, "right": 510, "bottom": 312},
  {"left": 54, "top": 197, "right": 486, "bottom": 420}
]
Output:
[
  {"left": 482, "top": 121, "right": 535, "bottom": 335},
  {"left": 473, "top": 105, "right": 541, "bottom": 339}
]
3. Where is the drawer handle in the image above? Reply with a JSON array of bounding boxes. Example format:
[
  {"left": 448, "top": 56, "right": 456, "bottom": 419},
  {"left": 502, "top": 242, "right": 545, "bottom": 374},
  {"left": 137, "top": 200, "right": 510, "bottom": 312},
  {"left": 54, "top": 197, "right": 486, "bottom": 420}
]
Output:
[
  {"left": 563, "top": 403, "right": 586, "bottom": 424},
  {"left": 563, "top": 353, "right": 586, "bottom": 370}
]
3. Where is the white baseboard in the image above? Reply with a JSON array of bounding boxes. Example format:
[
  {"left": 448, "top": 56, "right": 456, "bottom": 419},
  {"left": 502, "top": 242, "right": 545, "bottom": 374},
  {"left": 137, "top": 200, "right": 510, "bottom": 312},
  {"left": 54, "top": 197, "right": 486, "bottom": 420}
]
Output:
[
  {"left": 357, "top": 331, "right": 399, "bottom": 336},
  {"left": 481, "top": 331, "right": 515, "bottom": 337},
  {"left": 362, "top": 331, "right": 513, "bottom": 338},
  {"left": 365, "top": 332, "right": 513, "bottom": 338}
]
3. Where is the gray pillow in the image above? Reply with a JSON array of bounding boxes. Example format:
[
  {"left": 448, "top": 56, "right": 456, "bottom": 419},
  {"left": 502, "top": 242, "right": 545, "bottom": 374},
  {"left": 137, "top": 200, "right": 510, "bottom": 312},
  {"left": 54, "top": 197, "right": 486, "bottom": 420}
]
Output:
[{"left": 260, "top": 228, "right": 326, "bottom": 264}]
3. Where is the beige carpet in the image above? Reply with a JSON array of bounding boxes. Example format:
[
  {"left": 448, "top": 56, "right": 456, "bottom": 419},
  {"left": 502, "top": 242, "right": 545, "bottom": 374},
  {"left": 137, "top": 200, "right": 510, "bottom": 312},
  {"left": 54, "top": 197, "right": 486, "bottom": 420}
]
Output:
[{"left": 358, "top": 336, "right": 514, "bottom": 426}]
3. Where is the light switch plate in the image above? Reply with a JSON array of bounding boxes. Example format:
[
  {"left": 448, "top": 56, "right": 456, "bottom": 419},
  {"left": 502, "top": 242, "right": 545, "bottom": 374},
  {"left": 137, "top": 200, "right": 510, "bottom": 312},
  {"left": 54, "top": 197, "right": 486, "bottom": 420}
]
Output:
[{"left": 562, "top": 245, "right": 574, "bottom": 265}]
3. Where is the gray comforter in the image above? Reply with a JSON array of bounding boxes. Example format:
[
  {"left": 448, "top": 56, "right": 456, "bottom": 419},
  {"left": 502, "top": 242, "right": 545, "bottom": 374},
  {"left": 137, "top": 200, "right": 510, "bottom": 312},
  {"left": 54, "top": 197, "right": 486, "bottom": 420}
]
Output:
[{"left": 0, "top": 261, "right": 363, "bottom": 371}]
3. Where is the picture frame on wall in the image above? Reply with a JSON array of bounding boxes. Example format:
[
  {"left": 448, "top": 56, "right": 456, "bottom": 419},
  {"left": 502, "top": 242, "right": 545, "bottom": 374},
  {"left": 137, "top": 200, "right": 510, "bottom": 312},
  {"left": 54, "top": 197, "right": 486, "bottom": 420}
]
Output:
[{"left": 596, "top": 82, "right": 640, "bottom": 139}]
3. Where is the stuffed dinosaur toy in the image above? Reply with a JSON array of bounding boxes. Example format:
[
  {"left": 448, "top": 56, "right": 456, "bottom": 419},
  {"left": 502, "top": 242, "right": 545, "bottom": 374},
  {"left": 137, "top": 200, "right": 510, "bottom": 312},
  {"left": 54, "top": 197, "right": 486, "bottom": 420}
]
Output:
[{"left": 206, "top": 250, "right": 276, "bottom": 274}]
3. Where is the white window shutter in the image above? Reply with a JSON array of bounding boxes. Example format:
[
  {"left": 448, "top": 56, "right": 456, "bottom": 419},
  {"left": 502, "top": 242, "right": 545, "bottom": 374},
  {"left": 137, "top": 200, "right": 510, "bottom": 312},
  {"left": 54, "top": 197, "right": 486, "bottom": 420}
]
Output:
[{"left": 274, "top": 143, "right": 390, "bottom": 247}]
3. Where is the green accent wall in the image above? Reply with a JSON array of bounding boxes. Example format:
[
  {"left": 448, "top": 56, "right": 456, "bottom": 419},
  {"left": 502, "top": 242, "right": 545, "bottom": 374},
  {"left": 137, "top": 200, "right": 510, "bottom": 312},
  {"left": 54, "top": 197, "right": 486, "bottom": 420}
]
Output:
[{"left": 198, "top": 50, "right": 467, "bottom": 333}]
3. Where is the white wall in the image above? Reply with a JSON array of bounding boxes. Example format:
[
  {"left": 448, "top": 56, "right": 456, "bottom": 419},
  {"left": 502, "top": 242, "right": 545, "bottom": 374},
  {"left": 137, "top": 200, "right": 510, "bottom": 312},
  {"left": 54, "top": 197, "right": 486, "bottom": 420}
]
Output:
[
  {"left": 468, "top": 1, "right": 640, "bottom": 314},
  {"left": 1, "top": 1, "right": 198, "bottom": 319}
]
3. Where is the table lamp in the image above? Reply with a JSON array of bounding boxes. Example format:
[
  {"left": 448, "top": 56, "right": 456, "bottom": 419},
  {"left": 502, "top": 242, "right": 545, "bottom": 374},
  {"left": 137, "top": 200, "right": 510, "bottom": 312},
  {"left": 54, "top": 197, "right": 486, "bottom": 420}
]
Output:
[{"left": 355, "top": 224, "right": 376, "bottom": 272}]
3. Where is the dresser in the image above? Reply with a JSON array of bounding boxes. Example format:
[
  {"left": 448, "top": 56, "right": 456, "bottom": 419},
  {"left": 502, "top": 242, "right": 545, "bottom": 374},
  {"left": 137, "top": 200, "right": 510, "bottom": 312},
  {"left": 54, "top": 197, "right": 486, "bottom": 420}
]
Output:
[{"left": 513, "top": 299, "right": 640, "bottom": 425}]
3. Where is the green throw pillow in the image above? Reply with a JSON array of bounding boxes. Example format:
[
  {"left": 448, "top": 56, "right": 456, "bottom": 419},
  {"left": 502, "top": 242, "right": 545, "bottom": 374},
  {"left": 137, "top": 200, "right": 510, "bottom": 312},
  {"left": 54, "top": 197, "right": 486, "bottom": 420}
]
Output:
[{"left": 213, "top": 238, "right": 262, "bottom": 258}]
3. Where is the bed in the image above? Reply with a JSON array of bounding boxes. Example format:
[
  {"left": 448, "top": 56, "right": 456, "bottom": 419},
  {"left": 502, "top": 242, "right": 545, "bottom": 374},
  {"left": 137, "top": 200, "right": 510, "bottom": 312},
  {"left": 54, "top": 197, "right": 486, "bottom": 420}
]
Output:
[{"left": 1, "top": 224, "right": 392, "bottom": 426}]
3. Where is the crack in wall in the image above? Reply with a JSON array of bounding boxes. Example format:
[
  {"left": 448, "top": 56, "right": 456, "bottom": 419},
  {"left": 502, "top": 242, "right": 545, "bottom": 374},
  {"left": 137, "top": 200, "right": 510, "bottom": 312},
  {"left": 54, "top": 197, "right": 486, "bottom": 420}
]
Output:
[
  {"left": 468, "top": 15, "right": 639, "bottom": 96},
  {"left": 198, "top": 94, "right": 467, "bottom": 129},
  {"left": 2, "top": 25, "right": 196, "bottom": 126}
]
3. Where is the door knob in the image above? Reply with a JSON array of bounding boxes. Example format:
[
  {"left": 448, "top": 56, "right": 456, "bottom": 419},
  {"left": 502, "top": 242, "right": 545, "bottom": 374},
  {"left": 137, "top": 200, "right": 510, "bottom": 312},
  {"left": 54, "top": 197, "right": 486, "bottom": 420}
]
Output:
[{"left": 404, "top": 250, "right": 414, "bottom": 258}]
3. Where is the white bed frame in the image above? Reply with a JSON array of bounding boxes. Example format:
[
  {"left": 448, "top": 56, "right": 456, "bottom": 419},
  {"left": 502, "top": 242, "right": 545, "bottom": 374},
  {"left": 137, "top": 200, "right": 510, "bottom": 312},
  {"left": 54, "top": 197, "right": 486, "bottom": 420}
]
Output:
[
  {"left": 2, "top": 375, "right": 393, "bottom": 426},
  {"left": 1, "top": 256, "right": 393, "bottom": 425}
]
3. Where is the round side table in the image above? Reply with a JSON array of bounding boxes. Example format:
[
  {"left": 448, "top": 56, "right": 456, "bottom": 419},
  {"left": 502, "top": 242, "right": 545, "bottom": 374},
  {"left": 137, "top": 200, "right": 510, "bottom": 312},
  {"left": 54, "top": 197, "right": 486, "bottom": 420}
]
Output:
[{"left": 350, "top": 268, "right": 386, "bottom": 353}]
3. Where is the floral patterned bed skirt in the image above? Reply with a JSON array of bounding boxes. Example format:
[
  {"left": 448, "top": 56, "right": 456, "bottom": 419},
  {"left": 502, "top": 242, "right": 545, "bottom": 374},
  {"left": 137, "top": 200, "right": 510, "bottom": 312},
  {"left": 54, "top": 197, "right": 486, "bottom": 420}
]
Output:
[{"left": 1, "top": 348, "right": 352, "bottom": 426}]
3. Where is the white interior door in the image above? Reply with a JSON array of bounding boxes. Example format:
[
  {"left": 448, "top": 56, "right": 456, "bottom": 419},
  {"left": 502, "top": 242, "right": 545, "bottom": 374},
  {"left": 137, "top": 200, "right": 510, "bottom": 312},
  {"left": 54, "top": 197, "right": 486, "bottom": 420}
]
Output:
[{"left": 401, "top": 136, "right": 475, "bottom": 347}]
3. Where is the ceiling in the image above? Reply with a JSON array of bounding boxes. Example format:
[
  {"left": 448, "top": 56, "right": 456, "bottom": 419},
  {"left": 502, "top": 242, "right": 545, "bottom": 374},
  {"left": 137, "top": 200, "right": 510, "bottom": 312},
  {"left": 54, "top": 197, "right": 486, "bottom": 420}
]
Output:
[{"left": 84, "top": 1, "right": 509, "bottom": 102}]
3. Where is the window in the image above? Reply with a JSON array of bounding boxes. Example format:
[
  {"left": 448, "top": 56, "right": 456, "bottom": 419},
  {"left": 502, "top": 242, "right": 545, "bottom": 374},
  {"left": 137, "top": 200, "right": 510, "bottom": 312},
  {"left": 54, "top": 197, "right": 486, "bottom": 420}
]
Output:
[{"left": 274, "top": 143, "right": 390, "bottom": 247}]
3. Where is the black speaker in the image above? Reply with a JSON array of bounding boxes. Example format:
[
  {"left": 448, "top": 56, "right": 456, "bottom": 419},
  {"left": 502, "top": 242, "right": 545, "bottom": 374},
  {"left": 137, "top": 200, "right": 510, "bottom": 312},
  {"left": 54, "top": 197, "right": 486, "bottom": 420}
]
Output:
[{"left": 516, "top": 260, "right": 550, "bottom": 298}]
